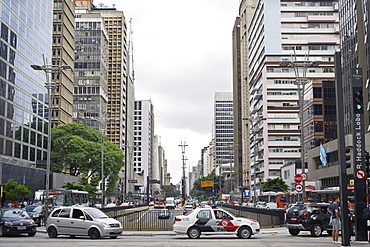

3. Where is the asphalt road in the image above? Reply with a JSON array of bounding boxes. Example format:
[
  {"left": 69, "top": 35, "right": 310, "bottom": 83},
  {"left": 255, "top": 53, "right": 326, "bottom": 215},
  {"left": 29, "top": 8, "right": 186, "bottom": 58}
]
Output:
[{"left": 1, "top": 227, "right": 369, "bottom": 247}]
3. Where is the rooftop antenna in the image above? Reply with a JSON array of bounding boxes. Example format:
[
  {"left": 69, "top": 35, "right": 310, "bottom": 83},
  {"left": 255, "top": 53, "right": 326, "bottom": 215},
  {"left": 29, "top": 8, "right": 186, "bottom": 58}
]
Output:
[
  {"left": 98, "top": 3, "right": 104, "bottom": 7},
  {"left": 112, "top": 4, "right": 115, "bottom": 8}
]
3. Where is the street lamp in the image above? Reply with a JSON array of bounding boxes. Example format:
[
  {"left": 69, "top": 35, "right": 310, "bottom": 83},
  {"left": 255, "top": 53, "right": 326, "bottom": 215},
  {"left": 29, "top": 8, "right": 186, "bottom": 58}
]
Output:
[
  {"left": 243, "top": 115, "right": 266, "bottom": 207},
  {"left": 279, "top": 55, "right": 321, "bottom": 202},
  {"left": 92, "top": 117, "right": 115, "bottom": 208},
  {"left": 30, "top": 63, "right": 72, "bottom": 217}
]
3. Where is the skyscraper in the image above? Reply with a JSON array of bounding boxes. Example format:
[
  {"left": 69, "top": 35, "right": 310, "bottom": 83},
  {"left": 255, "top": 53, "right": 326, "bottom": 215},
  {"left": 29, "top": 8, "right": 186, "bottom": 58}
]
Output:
[
  {"left": 52, "top": 0, "right": 75, "bottom": 126},
  {"left": 242, "top": 0, "right": 339, "bottom": 197},
  {"left": 133, "top": 100, "right": 154, "bottom": 195},
  {"left": 0, "top": 0, "right": 53, "bottom": 162}
]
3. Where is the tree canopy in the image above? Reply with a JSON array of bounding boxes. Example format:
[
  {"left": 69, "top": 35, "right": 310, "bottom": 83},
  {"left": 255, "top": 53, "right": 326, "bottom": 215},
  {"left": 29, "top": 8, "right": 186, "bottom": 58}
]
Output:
[
  {"left": 261, "top": 177, "right": 289, "bottom": 192},
  {"left": 4, "top": 179, "right": 31, "bottom": 201},
  {"left": 161, "top": 185, "right": 180, "bottom": 197},
  {"left": 51, "top": 122, "right": 124, "bottom": 197},
  {"left": 190, "top": 171, "right": 224, "bottom": 199}
]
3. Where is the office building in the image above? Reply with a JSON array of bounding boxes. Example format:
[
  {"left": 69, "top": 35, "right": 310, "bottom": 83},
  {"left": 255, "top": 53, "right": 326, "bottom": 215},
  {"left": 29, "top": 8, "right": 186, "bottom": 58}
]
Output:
[
  {"left": 133, "top": 100, "right": 154, "bottom": 194},
  {"left": 243, "top": 0, "right": 339, "bottom": 197},
  {"left": 52, "top": 0, "right": 75, "bottom": 126}
]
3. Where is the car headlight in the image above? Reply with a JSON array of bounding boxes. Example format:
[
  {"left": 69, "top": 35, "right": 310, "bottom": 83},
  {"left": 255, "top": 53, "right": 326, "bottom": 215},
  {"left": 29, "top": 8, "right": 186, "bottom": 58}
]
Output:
[
  {"left": 101, "top": 222, "right": 110, "bottom": 228},
  {"left": 4, "top": 221, "right": 12, "bottom": 226},
  {"left": 32, "top": 214, "right": 40, "bottom": 218},
  {"left": 30, "top": 221, "right": 35, "bottom": 225},
  {"left": 250, "top": 222, "right": 258, "bottom": 226}
]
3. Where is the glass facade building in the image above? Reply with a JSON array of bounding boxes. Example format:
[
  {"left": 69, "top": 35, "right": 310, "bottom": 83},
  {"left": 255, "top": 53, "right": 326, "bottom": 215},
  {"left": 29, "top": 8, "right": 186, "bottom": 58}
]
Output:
[{"left": 0, "top": 0, "right": 53, "bottom": 162}]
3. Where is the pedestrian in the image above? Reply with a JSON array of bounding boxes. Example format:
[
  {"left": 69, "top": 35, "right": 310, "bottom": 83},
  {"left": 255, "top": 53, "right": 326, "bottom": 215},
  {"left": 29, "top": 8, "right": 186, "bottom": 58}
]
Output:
[{"left": 328, "top": 196, "right": 341, "bottom": 244}]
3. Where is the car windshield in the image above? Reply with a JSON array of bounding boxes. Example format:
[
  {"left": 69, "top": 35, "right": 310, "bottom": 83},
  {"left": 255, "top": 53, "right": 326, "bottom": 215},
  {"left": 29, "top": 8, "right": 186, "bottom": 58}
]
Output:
[
  {"left": 84, "top": 208, "right": 109, "bottom": 219},
  {"left": 25, "top": 205, "right": 42, "bottom": 213},
  {"left": 2, "top": 210, "right": 30, "bottom": 219},
  {"left": 288, "top": 205, "right": 306, "bottom": 214}
]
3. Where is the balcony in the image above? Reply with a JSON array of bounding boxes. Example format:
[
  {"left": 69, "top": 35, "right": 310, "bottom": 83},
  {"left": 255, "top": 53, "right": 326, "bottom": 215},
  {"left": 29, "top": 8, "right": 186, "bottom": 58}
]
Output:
[
  {"left": 308, "top": 37, "right": 338, "bottom": 44},
  {"left": 307, "top": 15, "right": 336, "bottom": 22}
]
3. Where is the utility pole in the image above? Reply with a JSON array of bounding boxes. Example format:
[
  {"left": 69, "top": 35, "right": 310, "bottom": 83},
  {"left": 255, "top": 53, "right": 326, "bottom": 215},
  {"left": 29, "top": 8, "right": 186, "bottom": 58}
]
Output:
[{"left": 179, "top": 141, "right": 188, "bottom": 206}]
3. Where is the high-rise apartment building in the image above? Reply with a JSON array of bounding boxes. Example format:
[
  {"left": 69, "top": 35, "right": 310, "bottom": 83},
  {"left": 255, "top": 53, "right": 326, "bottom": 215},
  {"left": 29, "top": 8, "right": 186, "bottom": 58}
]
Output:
[
  {"left": 133, "top": 100, "right": 154, "bottom": 194},
  {"left": 52, "top": 0, "right": 75, "bottom": 126},
  {"left": 238, "top": 0, "right": 258, "bottom": 191},
  {"left": 213, "top": 92, "right": 234, "bottom": 192},
  {"left": 0, "top": 0, "right": 53, "bottom": 162},
  {"left": 232, "top": 16, "right": 244, "bottom": 192},
  {"left": 243, "top": 0, "right": 339, "bottom": 197},
  {"left": 73, "top": 8, "right": 109, "bottom": 130}
]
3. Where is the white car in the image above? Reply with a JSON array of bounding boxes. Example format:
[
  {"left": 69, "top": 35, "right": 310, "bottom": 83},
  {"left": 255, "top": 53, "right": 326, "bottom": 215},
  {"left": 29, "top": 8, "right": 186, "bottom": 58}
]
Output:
[
  {"left": 173, "top": 208, "right": 260, "bottom": 239},
  {"left": 46, "top": 206, "right": 123, "bottom": 239}
]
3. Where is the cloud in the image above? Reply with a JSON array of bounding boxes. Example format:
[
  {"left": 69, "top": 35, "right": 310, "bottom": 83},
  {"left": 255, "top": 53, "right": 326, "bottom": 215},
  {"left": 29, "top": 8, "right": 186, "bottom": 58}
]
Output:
[{"left": 101, "top": 0, "right": 240, "bottom": 182}]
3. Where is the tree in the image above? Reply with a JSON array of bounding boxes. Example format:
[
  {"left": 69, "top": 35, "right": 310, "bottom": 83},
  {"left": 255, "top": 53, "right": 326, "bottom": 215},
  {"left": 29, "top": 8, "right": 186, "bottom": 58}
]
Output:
[
  {"left": 190, "top": 171, "right": 224, "bottom": 198},
  {"left": 4, "top": 179, "right": 31, "bottom": 201},
  {"left": 261, "top": 177, "right": 289, "bottom": 192},
  {"left": 51, "top": 123, "right": 125, "bottom": 197},
  {"left": 62, "top": 175, "right": 100, "bottom": 201},
  {"left": 161, "top": 185, "right": 179, "bottom": 197}
]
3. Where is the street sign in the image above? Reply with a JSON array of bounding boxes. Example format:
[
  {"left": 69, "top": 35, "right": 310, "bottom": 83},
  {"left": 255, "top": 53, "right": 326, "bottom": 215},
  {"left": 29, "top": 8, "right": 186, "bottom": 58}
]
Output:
[
  {"left": 244, "top": 190, "right": 250, "bottom": 197},
  {"left": 294, "top": 174, "right": 303, "bottom": 184},
  {"left": 128, "top": 180, "right": 138, "bottom": 183},
  {"left": 149, "top": 180, "right": 160, "bottom": 184},
  {"left": 200, "top": 180, "right": 213, "bottom": 187},
  {"left": 301, "top": 172, "right": 308, "bottom": 181},
  {"left": 355, "top": 170, "right": 366, "bottom": 180},
  {"left": 295, "top": 183, "right": 303, "bottom": 192}
]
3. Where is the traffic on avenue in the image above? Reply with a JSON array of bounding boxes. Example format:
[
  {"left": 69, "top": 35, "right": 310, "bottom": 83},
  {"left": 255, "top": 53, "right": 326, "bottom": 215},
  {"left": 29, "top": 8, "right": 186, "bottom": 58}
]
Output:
[{"left": 1, "top": 203, "right": 370, "bottom": 247}]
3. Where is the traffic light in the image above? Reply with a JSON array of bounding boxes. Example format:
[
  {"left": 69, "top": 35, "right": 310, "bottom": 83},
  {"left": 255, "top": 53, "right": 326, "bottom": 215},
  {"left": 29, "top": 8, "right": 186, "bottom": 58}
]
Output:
[
  {"left": 354, "top": 89, "right": 364, "bottom": 110},
  {"left": 346, "top": 147, "right": 351, "bottom": 168}
]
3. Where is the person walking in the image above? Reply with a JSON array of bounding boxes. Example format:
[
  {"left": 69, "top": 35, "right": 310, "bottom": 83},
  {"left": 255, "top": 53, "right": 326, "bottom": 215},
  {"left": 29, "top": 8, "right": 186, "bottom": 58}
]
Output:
[{"left": 328, "top": 196, "right": 341, "bottom": 244}]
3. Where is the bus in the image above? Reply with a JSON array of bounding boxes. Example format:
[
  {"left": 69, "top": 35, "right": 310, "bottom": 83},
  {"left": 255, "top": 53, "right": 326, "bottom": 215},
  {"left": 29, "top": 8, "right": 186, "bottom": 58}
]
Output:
[
  {"left": 153, "top": 194, "right": 166, "bottom": 208},
  {"left": 276, "top": 187, "right": 355, "bottom": 209},
  {"left": 34, "top": 189, "right": 89, "bottom": 207}
]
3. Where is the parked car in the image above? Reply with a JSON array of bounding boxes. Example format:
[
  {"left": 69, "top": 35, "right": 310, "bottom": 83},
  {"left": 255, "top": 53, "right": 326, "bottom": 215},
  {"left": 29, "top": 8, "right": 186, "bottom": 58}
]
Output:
[
  {"left": 158, "top": 209, "right": 170, "bottom": 219},
  {"left": 46, "top": 206, "right": 123, "bottom": 239},
  {"left": 174, "top": 207, "right": 260, "bottom": 239},
  {"left": 0, "top": 208, "right": 36, "bottom": 237},
  {"left": 286, "top": 203, "right": 332, "bottom": 237},
  {"left": 25, "top": 205, "right": 44, "bottom": 226}
]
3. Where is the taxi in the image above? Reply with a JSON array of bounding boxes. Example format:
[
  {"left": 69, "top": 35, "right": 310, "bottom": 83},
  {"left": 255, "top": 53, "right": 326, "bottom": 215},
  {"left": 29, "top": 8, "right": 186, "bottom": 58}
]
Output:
[{"left": 173, "top": 207, "right": 260, "bottom": 239}]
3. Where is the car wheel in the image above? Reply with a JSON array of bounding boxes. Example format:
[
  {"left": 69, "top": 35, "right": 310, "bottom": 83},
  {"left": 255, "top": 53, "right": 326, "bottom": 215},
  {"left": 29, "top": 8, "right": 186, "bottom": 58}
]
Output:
[
  {"left": 0, "top": 226, "right": 3, "bottom": 237},
  {"left": 187, "top": 227, "right": 201, "bottom": 239},
  {"left": 28, "top": 230, "right": 36, "bottom": 237},
  {"left": 327, "top": 230, "right": 333, "bottom": 236},
  {"left": 110, "top": 236, "right": 118, "bottom": 239},
  {"left": 70, "top": 235, "right": 76, "bottom": 238},
  {"left": 310, "top": 223, "right": 323, "bottom": 237},
  {"left": 288, "top": 228, "right": 300, "bottom": 236},
  {"left": 88, "top": 228, "right": 101, "bottom": 239},
  {"left": 47, "top": 226, "right": 58, "bottom": 238},
  {"left": 237, "top": 226, "right": 252, "bottom": 239}
]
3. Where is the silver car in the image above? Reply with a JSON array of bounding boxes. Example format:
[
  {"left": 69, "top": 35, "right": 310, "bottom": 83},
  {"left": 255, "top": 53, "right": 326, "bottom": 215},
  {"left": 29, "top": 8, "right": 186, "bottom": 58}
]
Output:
[{"left": 46, "top": 206, "right": 123, "bottom": 239}]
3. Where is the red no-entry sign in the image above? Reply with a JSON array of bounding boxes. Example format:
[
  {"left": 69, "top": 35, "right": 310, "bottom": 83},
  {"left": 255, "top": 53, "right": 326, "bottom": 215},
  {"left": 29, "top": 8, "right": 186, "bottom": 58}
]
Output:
[{"left": 294, "top": 174, "right": 303, "bottom": 184}]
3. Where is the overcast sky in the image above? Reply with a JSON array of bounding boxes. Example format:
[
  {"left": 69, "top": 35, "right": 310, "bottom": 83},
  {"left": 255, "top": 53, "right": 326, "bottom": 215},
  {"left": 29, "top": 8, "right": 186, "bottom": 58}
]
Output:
[{"left": 101, "top": 0, "right": 240, "bottom": 183}]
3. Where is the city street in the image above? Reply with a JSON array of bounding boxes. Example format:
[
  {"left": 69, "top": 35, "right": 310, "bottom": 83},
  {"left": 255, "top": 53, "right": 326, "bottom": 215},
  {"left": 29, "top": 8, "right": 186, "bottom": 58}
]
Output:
[{"left": 1, "top": 227, "right": 369, "bottom": 247}]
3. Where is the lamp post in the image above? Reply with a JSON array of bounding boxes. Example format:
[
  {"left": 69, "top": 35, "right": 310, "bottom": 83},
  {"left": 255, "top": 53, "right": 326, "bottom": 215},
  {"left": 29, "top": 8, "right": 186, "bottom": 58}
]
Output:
[
  {"left": 30, "top": 64, "right": 72, "bottom": 217},
  {"left": 279, "top": 55, "right": 321, "bottom": 202},
  {"left": 243, "top": 115, "right": 266, "bottom": 207},
  {"left": 227, "top": 143, "right": 239, "bottom": 195},
  {"left": 93, "top": 117, "right": 115, "bottom": 208},
  {"left": 179, "top": 141, "right": 188, "bottom": 206}
]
